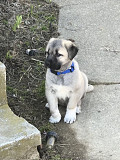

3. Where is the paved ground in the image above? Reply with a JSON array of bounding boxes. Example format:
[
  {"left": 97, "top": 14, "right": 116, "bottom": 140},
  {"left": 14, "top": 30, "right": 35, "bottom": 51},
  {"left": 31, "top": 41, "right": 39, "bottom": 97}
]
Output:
[{"left": 53, "top": 0, "right": 120, "bottom": 159}]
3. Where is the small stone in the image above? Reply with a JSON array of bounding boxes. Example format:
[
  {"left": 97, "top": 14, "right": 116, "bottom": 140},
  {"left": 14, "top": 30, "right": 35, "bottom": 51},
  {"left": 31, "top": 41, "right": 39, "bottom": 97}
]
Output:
[{"left": 26, "top": 49, "right": 37, "bottom": 56}]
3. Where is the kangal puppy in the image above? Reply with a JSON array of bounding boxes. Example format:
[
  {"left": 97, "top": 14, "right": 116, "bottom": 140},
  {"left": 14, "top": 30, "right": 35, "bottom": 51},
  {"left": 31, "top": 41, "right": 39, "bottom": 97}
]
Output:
[{"left": 45, "top": 38, "right": 93, "bottom": 124}]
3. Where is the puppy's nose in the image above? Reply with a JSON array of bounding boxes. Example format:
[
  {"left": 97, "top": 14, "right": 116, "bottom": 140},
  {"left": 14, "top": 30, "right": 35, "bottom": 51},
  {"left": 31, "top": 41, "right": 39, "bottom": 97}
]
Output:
[{"left": 45, "top": 55, "right": 53, "bottom": 68}]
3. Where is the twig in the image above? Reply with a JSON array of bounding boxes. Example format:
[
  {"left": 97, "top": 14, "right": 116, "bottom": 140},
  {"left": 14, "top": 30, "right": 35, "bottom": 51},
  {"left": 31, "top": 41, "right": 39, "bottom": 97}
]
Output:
[
  {"left": 30, "top": 73, "right": 40, "bottom": 80},
  {"left": 31, "top": 58, "right": 44, "bottom": 64},
  {"left": 19, "top": 66, "right": 31, "bottom": 82}
]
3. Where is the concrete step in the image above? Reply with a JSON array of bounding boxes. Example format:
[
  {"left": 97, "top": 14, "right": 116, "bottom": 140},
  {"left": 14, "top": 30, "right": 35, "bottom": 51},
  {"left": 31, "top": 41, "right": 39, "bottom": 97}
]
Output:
[
  {"left": 0, "top": 104, "right": 40, "bottom": 160},
  {"left": 0, "top": 62, "right": 7, "bottom": 106},
  {"left": 0, "top": 62, "right": 41, "bottom": 160}
]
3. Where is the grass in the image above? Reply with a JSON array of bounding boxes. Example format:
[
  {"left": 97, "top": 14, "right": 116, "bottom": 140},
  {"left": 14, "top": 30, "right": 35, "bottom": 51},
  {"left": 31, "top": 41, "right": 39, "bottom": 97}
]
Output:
[
  {"left": 12, "top": 15, "right": 22, "bottom": 32},
  {"left": 39, "top": 123, "right": 53, "bottom": 133},
  {"left": 49, "top": 153, "right": 72, "bottom": 160},
  {"left": 24, "top": 41, "right": 30, "bottom": 47},
  {"left": 36, "top": 61, "right": 43, "bottom": 71},
  {"left": 36, "top": 80, "right": 45, "bottom": 98},
  {"left": 45, "top": 14, "right": 56, "bottom": 22},
  {"left": 6, "top": 51, "right": 13, "bottom": 60},
  {"left": 41, "top": 25, "right": 48, "bottom": 31},
  {"left": 7, "top": 86, "right": 18, "bottom": 96},
  {"left": 30, "top": 5, "right": 34, "bottom": 16},
  {"left": 2, "top": 19, "right": 8, "bottom": 25},
  {"left": 30, "top": 25, "right": 37, "bottom": 32}
]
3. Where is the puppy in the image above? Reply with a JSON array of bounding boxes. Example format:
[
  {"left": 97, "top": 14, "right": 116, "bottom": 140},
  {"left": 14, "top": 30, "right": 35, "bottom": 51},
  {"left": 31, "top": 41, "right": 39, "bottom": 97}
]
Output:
[{"left": 45, "top": 38, "right": 94, "bottom": 124}]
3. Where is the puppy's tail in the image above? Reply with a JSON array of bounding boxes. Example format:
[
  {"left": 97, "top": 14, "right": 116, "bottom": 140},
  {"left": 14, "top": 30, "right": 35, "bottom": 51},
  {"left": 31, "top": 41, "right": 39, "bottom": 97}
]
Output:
[
  {"left": 87, "top": 84, "right": 94, "bottom": 93},
  {"left": 81, "top": 72, "right": 94, "bottom": 93}
]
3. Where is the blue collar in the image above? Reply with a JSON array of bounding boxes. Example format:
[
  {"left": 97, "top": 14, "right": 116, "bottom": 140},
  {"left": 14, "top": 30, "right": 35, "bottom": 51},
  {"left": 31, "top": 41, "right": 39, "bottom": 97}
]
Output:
[{"left": 51, "top": 62, "right": 74, "bottom": 75}]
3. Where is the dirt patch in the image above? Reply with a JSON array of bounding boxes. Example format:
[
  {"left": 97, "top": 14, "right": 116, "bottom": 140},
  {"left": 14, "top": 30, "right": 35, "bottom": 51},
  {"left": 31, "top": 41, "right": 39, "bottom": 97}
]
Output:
[{"left": 0, "top": 0, "right": 87, "bottom": 159}]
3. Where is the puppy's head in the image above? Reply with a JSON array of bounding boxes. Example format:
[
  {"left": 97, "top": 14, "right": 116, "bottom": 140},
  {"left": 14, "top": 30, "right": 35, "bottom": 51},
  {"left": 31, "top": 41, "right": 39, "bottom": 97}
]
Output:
[{"left": 45, "top": 38, "right": 78, "bottom": 70}]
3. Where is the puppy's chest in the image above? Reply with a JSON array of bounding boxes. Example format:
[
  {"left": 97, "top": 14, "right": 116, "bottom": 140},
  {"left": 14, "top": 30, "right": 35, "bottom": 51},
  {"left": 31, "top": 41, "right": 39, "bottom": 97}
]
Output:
[
  {"left": 56, "top": 76, "right": 64, "bottom": 85},
  {"left": 51, "top": 76, "right": 73, "bottom": 100},
  {"left": 55, "top": 75, "right": 72, "bottom": 85}
]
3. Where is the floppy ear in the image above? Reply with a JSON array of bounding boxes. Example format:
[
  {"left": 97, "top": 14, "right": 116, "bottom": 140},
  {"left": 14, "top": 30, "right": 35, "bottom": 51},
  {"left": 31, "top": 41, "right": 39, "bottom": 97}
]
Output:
[{"left": 66, "top": 44, "right": 78, "bottom": 60}]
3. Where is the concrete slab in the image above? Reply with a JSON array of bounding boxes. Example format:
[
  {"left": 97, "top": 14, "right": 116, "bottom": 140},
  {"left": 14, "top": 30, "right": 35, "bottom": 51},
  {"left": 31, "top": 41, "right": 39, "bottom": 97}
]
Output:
[
  {"left": 52, "top": 0, "right": 120, "bottom": 159},
  {"left": 0, "top": 104, "right": 40, "bottom": 160},
  {"left": 71, "top": 85, "right": 120, "bottom": 160},
  {"left": 53, "top": 0, "right": 120, "bottom": 83},
  {"left": 0, "top": 62, "right": 7, "bottom": 106},
  {"left": 0, "top": 61, "right": 41, "bottom": 159}
]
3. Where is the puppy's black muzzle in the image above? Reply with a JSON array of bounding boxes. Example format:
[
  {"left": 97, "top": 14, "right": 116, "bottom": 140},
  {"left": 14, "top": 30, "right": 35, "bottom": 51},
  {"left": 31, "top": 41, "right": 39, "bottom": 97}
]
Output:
[
  {"left": 45, "top": 54, "right": 61, "bottom": 70},
  {"left": 45, "top": 59, "right": 51, "bottom": 68}
]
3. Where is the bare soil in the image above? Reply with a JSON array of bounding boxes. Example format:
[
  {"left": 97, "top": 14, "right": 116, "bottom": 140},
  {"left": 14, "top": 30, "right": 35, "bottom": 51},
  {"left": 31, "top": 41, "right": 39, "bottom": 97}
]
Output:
[{"left": 0, "top": 0, "right": 86, "bottom": 159}]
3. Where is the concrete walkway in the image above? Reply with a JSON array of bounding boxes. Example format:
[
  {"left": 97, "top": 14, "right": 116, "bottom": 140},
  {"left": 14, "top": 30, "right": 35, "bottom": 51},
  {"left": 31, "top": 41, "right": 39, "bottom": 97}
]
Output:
[{"left": 53, "top": 0, "right": 120, "bottom": 159}]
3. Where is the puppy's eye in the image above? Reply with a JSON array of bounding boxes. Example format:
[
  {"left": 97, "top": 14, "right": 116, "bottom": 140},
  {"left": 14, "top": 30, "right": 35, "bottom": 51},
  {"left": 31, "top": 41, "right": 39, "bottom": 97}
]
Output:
[
  {"left": 56, "top": 53, "right": 63, "bottom": 57},
  {"left": 55, "top": 52, "right": 63, "bottom": 57},
  {"left": 55, "top": 49, "right": 63, "bottom": 57}
]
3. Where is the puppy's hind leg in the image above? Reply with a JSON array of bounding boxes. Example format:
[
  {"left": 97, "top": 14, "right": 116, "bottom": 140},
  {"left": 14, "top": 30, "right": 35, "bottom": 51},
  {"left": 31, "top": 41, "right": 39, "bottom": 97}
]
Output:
[{"left": 81, "top": 72, "right": 94, "bottom": 93}]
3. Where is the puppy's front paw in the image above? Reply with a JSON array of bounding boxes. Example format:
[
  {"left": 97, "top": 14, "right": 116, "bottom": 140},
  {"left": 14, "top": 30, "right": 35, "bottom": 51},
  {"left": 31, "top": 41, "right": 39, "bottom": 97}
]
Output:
[
  {"left": 64, "top": 108, "right": 76, "bottom": 124},
  {"left": 49, "top": 115, "right": 61, "bottom": 123}
]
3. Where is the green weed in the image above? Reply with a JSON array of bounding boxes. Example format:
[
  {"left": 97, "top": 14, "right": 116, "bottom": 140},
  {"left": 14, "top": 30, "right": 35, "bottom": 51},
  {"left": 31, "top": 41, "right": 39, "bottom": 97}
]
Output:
[
  {"left": 46, "top": 14, "right": 56, "bottom": 22},
  {"left": 51, "top": 155, "right": 61, "bottom": 160},
  {"left": 40, "top": 47, "right": 46, "bottom": 53},
  {"left": 30, "top": 5, "right": 34, "bottom": 16},
  {"left": 3, "top": 19, "right": 8, "bottom": 25},
  {"left": 41, "top": 25, "right": 48, "bottom": 31},
  {"left": 12, "top": 15, "right": 22, "bottom": 32},
  {"left": 6, "top": 51, "right": 13, "bottom": 59},
  {"left": 40, "top": 123, "right": 52, "bottom": 133}
]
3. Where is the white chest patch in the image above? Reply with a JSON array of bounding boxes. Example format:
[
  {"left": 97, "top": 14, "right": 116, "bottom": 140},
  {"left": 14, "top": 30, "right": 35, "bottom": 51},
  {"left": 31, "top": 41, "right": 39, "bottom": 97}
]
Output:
[{"left": 51, "top": 84, "right": 73, "bottom": 100}]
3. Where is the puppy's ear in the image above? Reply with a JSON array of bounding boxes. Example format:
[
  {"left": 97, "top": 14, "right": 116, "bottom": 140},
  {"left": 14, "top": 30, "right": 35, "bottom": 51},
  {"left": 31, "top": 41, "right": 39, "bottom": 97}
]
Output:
[{"left": 66, "top": 44, "right": 78, "bottom": 60}]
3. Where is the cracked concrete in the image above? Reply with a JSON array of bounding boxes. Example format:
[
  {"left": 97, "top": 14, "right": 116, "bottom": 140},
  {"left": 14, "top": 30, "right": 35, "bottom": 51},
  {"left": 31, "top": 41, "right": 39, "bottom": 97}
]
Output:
[
  {"left": 89, "top": 81, "right": 120, "bottom": 85},
  {"left": 54, "top": 0, "right": 120, "bottom": 83},
  {"left": 53, "top": 0, "right": 120, "bottom": 159}
]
